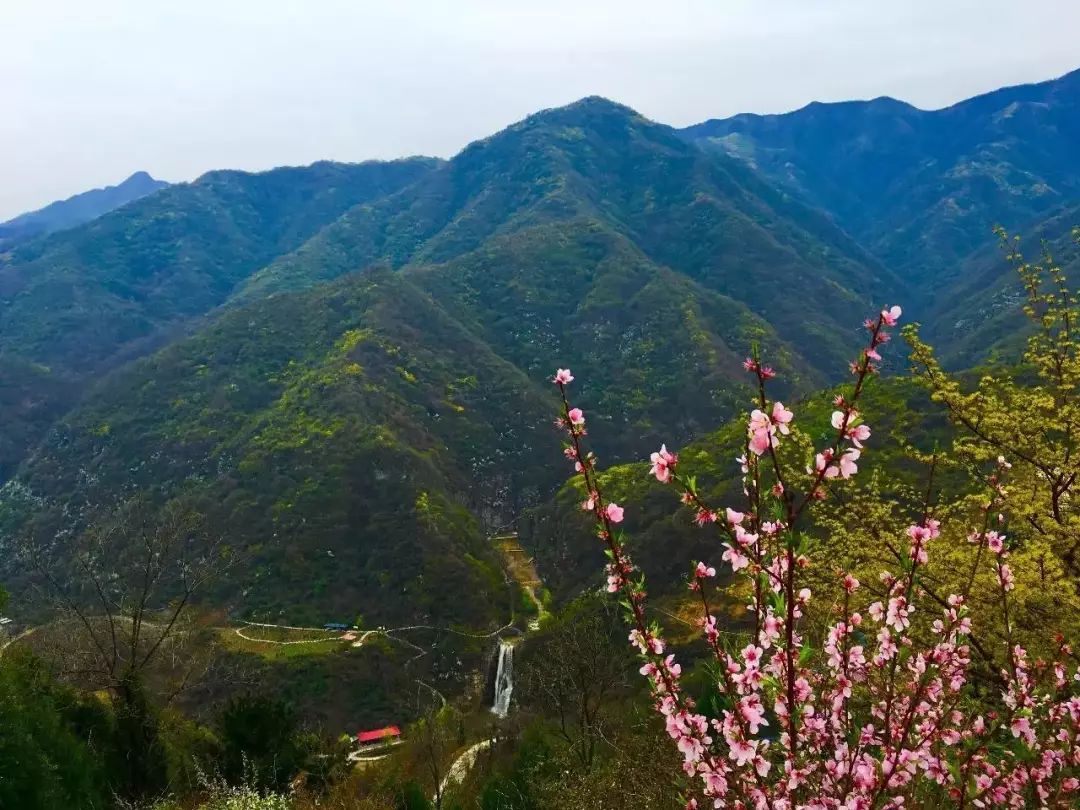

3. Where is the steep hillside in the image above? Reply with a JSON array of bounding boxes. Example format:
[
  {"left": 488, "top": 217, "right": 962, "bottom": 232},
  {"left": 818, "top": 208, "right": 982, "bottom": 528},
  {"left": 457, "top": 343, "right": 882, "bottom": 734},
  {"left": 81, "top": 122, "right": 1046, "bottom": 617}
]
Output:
[
  {"left": 0, "top": 171, "right": 169, "bottom": 246},
  {"left": 922, "top": 209, "right": 1080, "bottom": 367},
  {"left": 238, "top": 98, "right": 900, "bottom": 374},
  {"left": 0, "top": 157, "right": 439, "bottom": 480},
  {"left": 405, "top": 219, "right": 812, "bottom": 457},
  {"left": 5, "top": 269, "right": 554, "bottom": 627},
  {"left": 682, "top": 68, "right": 1080, "bottom": 301}
]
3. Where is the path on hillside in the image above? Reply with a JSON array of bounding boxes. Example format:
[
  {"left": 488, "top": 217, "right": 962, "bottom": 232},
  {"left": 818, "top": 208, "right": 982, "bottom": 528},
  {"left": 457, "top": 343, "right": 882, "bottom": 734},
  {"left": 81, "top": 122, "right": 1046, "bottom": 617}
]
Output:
[
  {"left": 231, "top": 619, "right": 513, "bottom": 660},
  {"left": 0, "top": 626, "right": 36, "bottom": 656},
  {"left": 232, "top": 626, "right": 343, "bottom": 646},
  {"left": 437, "top": 739, "right": 494, "bottom": 802},
  {"left": 493, "top": 533, "right": 546, "bottom": 629}
]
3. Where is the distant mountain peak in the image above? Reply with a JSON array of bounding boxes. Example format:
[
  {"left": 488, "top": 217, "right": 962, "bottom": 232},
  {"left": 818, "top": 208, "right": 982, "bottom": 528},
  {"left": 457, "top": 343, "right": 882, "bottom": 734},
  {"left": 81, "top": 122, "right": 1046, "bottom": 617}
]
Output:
[
  {"left": 123, "top": 170, "right": 157, "bottom": 184},
  {"left": 0, "top": 171, "right": 170, "bottom": 246},
  {"left": 516, "top": 95, "right": 647, "bottom": 128}
]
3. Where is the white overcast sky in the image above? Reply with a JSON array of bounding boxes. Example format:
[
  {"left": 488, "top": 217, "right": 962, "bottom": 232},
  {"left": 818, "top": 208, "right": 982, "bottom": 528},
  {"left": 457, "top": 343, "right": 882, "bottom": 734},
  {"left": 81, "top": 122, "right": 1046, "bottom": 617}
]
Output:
[{"left": 3, "top": 0, "right": 1079, "bottom": 220}]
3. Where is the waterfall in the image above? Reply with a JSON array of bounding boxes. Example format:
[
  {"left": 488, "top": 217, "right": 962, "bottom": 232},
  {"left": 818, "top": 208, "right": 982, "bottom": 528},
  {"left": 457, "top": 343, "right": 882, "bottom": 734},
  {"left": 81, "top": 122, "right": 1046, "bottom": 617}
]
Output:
[{"left": 490, "top": 640, "right": 514, "bottom": 718}]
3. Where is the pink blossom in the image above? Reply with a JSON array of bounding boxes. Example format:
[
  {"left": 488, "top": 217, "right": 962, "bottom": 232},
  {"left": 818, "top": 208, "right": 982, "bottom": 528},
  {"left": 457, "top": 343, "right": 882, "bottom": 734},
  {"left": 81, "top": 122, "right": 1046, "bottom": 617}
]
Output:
[
  {"left": 702, "top": 615, "right": 719, "bottom": 643},
  {"left": 722, "top": 543, "right": 749, "bottom": 572},
  {"left": 729, "top": 739, "right": 757, "bottom": 767},
  {"left": 739, "top": 694, "right": 769, "bottom": 734},
  {"left": 881, "top": 305, "right": 902, "bottom": 326},
  {"left": 849, "top": 423, "right": 871, "bottom": 447},
  {"left": 553, "top": 368, "right": 574, "bottom": 385},
  {"left": 748, "top": 409, "right": 775, "bottom": 456},
  {"left": 833, "top": 410, "right": 873, "bottom": 447},
  {"left": 885, "top": 595, "right": 911, "bottom": 632},
  {"left": 771, "top": 401, "right": 794, "bottom": 434},
  {"left": 605, "top": 502, "right": 624, "bottom": 523},
  {"left": 1012, "top": 716, "right": 1035, "bottom": 746},
  {"left": 821, "top": 448, "right": 860, "bottom": 479},
  {"left": 694, "top": 509, "right": 718, "bottom": 526},
  {"left": 742, "top": 645, "right": 763, "bottom": 667},
  {"left": 734, "top": 526, "right": 758, "bottom": 548},
  {"left": 835, "top": 448, "right": 860, "bottom": 478},
  {"left": 567, "top": 407, "right": 585, "bottom": 426},
  {"left": 749, "top": 430, "right": 772, "bottom": 456},
  {"left": 695, "top": 562, "right": 716, "bottom": 579},
  {"left": 999, "top": 562, "right": 1015, "bottom": 591},
  {"left": 760, "top": 612, "right": 781, "bottom": 648},
  {"left": 649, "top": 444, "right": 677, "bottom": 483},
  {"left": 868, "top": 601, "right": 885, "bottom": 623},
  {"left": 726, "top": 507, "right": 745, "bottom": 525}
]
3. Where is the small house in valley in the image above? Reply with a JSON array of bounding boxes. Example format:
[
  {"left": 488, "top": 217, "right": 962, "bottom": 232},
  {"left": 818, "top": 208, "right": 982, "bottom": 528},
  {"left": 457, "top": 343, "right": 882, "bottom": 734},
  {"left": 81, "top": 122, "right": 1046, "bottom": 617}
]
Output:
[{"left": 356, "top": 726, "right": 402, "bottom": 749}]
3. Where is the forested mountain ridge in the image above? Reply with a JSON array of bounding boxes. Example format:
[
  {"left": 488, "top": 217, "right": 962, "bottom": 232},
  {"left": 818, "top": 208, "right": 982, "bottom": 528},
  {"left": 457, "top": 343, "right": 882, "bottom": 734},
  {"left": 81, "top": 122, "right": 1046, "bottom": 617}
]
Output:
[
  {"left": 237, "top": 96, "right": 899, "bottom": 368},
  {"left": 681, "top": 67, "right": 1080, "bottom": 304},
  {"left": 0, "top": 157, "right": 439, "bottom": 480}
]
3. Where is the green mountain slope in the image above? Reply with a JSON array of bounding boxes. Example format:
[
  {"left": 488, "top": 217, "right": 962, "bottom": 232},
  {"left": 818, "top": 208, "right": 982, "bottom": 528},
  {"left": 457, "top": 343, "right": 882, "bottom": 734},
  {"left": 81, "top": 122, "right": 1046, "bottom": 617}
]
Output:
[
  {"left": 238, "top": 98, "right": 900, "bottom": 373},
  {"left": 921, "top": 206, "right": 1080, "bottom": 367},
  {"left": 405, "top": 219, "right": 814, "bottom": 456},
  {"left": 7, "top": 269, "right": 555, "bottom": 627},
  {"left": 0, "top": 157, "right": 439, "bottom": 480},
  {"left": 681, "top": 68, "right": 1080, "bottom": 301},
  {"left": 3, "top": 220, "right": 810, "bottom": 621}
]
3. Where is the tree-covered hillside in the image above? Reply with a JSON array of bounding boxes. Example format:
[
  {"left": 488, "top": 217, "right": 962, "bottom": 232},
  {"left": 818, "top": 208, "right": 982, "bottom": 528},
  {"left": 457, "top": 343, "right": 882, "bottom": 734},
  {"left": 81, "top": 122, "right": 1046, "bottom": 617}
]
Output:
[
  {"left": 237, "top": 97, "right": 899, "bottom": 375},
  {"left": 0, "top": 157, "right": 438, "bottom": 480},
  {"left": 0, "top": 97, "right": 912, "bottom": 623},
  {"left": 682, "top": 68, "right": 1080, "bottom": 311},
  {"left": 6, "top": 268, "right": 554, "bottom": 627}
]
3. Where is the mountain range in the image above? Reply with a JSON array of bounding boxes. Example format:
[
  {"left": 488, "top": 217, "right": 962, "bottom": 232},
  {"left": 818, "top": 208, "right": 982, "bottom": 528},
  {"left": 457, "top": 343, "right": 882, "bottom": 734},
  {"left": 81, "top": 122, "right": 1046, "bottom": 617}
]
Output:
[
  {"left": 1, "top": 68, "right": 1078, "bottom": 627},
  {"left": 0, "top": 171, "right": 169, "bottom": 247}
]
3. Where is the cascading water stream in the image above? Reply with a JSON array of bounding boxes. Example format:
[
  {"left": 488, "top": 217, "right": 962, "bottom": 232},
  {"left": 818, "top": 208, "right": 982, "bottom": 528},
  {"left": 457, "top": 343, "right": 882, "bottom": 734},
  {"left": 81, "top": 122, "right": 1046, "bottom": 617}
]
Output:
[{"left": 490, "top": 640, "right": 514, "bottom": 717}]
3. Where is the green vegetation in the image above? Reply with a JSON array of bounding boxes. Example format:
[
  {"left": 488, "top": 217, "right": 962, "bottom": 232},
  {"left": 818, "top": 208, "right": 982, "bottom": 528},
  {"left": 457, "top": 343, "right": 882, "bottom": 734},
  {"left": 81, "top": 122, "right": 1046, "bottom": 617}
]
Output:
[
  {"left": 682, "top": 68, "right": 1080, "bottom": 304},
  {"left": 0, "top": 157, "right": 438, "bottom": 479},
  {"left": 0, "top": 649, "right": 110, "bottom": 809},
  {"left": 2, "top": 74, "right": 1080, "bottom": 808}
]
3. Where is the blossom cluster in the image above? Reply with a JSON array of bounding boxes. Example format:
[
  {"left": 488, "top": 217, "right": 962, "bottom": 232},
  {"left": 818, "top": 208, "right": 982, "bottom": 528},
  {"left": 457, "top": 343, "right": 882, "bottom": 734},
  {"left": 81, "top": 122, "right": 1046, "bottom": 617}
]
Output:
[{"left": 550, "top": 305, "right": 1080, "bottom": 808}]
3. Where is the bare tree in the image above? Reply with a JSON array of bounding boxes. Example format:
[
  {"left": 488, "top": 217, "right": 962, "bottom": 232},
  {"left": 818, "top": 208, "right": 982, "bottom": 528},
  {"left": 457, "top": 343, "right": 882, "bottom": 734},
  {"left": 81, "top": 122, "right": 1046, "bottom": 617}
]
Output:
[
  {"left": 403, "top": 682, "right": 461, "bottom": 810},
  {"left": 519, "top": 594, "right": 631, "bottom": 774},
  {"left": 25, "top": 497, "right": 232, "bottom": 798}
]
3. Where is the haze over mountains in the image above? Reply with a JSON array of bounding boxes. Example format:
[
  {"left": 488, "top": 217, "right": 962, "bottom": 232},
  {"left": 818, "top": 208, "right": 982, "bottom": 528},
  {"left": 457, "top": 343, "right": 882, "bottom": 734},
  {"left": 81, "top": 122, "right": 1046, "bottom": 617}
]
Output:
[
  {"left": 1, "top": 68, "right": 1078, "bottom": 626},
  {"left": 0, "top": 171, "right": 169, "bottom": 247}
]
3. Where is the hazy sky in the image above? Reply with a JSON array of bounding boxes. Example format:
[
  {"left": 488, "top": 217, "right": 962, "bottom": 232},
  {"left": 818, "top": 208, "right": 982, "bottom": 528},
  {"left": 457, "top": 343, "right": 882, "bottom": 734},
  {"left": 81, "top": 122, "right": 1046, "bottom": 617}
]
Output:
[{"left": 3, "top": 0, "right": 1079, "bottom": 220}]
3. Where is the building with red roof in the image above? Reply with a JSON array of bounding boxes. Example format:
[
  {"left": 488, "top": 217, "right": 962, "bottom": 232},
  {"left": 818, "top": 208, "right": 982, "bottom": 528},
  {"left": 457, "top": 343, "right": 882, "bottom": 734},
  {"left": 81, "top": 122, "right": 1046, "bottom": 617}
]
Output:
[{"left": 356, "top": 725, "right": 402, "bottom": 746}]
